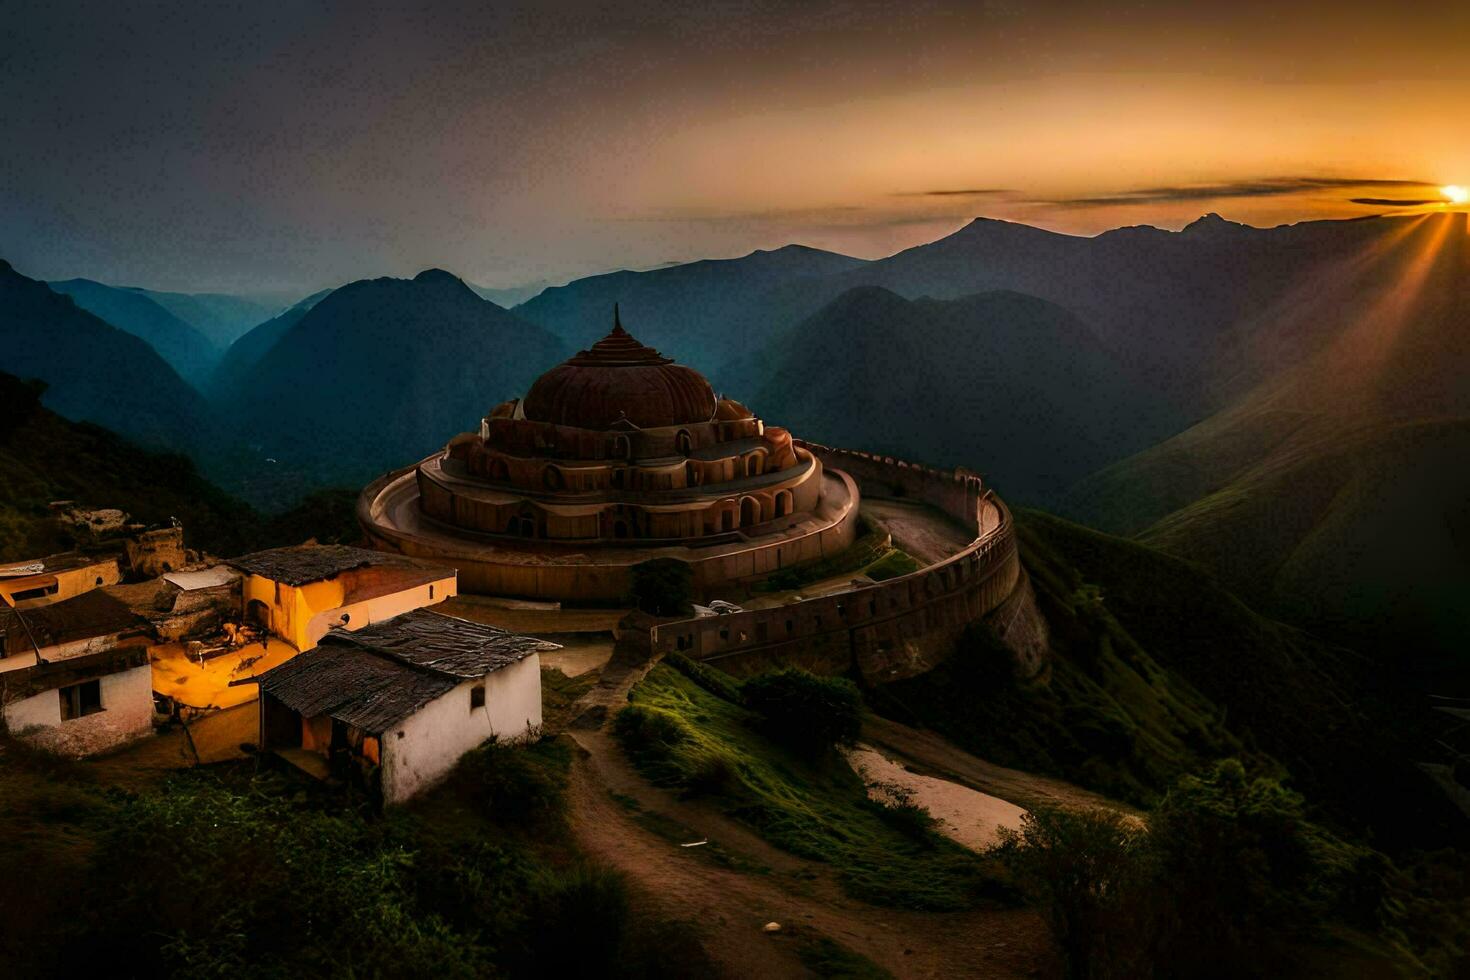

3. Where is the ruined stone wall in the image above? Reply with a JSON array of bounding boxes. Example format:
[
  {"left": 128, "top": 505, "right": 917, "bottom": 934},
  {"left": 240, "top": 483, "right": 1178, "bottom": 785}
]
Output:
[{"left": 650, "top": 442, "right": 1022, "bottom": 683}]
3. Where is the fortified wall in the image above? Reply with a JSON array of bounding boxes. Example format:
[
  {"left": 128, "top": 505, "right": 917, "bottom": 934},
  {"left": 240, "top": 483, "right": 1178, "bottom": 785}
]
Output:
[{"left": 650, "top": 441, "right": 1024, "bottom": 683}]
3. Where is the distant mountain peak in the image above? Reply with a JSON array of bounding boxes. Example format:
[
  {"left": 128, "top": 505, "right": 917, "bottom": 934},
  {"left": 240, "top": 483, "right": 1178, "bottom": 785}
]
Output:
[
  {"left": 1181, "top": 212, "right": 1254, "bottom": 236},
  {"left": 412, "top": 268, "right": 464, "bottom": 285}
]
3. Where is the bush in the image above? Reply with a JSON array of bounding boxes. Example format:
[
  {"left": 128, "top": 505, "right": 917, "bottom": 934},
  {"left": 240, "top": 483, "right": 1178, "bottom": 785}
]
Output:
[
  {"left": 741, "top": 668, "right": 863, "bottom": 753},
  {"left": 996, "top": 805, "right": 1154, "bottom": 980},
  {"left": 629, "top": 558, "right": 693, "bottom": 616},
  {"left": 664, "top": 651, "right": 744, "bottom": 703},
  {"left": 612, "top": 704, "right": 692, "bottom": 758},
  {"left": 452, "top": 737, "right": 567, "bottom": 823}
]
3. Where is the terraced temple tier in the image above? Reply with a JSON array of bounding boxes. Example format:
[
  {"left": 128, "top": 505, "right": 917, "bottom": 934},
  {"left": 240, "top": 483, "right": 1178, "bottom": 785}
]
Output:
[{"left": 358, "top": 310, "right": 861, "bottom": 600}]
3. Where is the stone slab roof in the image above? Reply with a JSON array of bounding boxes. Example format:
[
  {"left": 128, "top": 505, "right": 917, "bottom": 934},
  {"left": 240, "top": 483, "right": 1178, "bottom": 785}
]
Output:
[
  {"left": 0, "top": 551, "right": 112, "bottom": 579},
  {"left": 0, "top": 589, "right": 147, "bottom": 656},
  {"left": 251, "top": 609, "right": 557, "bottom": 733},
  {"left": 321, "top": 608, "right": 560, "bottom": 679},
  {"left": 226, "top": 544, "right": 446, "bottom": 586}
]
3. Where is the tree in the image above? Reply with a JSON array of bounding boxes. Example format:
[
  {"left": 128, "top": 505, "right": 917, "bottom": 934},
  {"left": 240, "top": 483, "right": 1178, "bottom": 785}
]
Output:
[
  {"left": 629, "top": 558, "right": 693, "bottom": 616},
  {"left": 995, "top": 806, "right": 1154, "bottom": 980}
]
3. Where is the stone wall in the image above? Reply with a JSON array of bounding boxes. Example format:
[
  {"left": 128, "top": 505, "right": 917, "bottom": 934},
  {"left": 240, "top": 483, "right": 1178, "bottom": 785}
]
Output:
[{"left": 650, "top": 442, "right": 1022, "bottom": 683}]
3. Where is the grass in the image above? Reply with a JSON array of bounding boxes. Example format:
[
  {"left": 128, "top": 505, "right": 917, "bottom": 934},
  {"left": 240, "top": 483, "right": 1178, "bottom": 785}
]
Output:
[
  {"left": 787, "top": 932, "right": 895, "bottom": 979},
  {"left": 752, "top": 521, "right": 920, "bottom": 593},
  {"left": 0, "top": 733, "right": 715, "bottom": 979},
  {"left": 615, "top": 663, "right": 1015, "bottom": 911}
]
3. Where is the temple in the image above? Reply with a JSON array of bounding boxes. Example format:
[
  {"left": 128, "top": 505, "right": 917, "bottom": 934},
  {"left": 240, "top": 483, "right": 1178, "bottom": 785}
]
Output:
[{"left": 360, "top": 311, "right": 860, "bottom": 600}]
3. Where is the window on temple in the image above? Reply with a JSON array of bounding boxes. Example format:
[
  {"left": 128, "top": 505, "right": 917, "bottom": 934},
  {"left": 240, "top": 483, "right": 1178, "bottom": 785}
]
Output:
[{"left": 59, "top": 679, "right": 102, "bottom": 720}]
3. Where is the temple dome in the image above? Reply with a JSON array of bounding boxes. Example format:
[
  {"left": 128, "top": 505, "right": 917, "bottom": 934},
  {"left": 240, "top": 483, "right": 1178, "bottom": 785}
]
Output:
[{"left": 522, "top": 312, "right": 717, "bottom": 430}]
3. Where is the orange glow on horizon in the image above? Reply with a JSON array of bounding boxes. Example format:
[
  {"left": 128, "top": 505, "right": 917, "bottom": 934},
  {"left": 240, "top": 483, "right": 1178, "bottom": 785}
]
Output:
[{"left": 1442, "top": 185, "right": 1469, "bottom": 205}]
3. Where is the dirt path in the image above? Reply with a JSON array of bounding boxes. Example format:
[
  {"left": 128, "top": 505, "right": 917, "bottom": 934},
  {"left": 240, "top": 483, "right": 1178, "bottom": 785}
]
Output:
[
  {"left": 565, "top": 729, "right": 1052, "bottom": 979},
  {"left": 844, "top": 744, "right": 1028, "bottom": 851},
  {"left": 863, "top": 715, "right": 1135, "bottom": 816}
]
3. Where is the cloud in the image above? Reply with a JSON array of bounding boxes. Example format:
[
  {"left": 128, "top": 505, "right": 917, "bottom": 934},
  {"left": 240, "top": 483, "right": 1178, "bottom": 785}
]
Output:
[
  {"left": 1349, "top": 197, "right": 1441, "bottom": 206},
  {"left": 1047, "top": 176, "right": 1430, "bottom": 207},
  {"left": 892, "top": 188, "right": 1013, "bottom": 198}
]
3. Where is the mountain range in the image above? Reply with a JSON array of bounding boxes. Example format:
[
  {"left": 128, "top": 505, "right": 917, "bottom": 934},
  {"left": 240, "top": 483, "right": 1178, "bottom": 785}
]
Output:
[
  {"left": 0, "top": 262, "right": 214, "bottom": 452},
  {"left": 8, "top": 211, "right": 1468, "bottom": 677},
  {"left": 216, "top": 268, "right": 565, "bottom": 498},
  {"left": 47, "top": 278, "right": 224, "bottom": 387}
]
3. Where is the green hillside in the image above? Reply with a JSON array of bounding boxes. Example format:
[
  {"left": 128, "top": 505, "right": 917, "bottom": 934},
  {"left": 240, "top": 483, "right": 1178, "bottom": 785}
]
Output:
[
  {"left": 875, "top": 509, "right": 1463, "bottom": 844},
  {"left": 0, "top": 372, "right": 254, "bottom": 561}
]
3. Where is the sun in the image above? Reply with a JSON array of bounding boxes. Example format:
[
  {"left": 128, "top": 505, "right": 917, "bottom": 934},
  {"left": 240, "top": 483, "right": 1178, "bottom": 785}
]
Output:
[{"left": 1442, "top": 185, "right": 1469, "bottom": 205}]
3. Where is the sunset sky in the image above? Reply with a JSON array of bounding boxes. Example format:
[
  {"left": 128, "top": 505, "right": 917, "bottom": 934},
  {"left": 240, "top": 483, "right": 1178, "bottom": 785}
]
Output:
[{"left": 4, "top": 0, "right": 1468, "bottom": 296}]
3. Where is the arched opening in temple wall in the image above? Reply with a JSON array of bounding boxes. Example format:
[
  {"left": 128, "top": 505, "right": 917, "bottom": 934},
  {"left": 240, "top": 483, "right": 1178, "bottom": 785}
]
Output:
[
  {"left": 745, "top": 453, "right": 764, "bottom": 477},
  {"left": 686, "top": 462, "right": 702, "bottom": 486},
  {"left": 774, "top": 490, "right": 793, "bottom": 518},
  {"left": 740, "top": 496, "right": 760, "bottom": 527},
  {"left": 612, "top": 435, "right": 631, "bottom": 459},
  {"left": 542, "top": 465, "right": 564, "bottom": 490},
  {"left": 676, "top": 429, "right": 692, "bottom": 455},
  {"left": 487, "top": 457, "right": 509, "bottom": 481}
]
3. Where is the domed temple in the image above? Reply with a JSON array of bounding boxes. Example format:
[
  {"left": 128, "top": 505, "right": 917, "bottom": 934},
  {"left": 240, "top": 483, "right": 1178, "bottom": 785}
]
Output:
[{"left": 359, "top": 311, "right": 860, "bottom": 601}]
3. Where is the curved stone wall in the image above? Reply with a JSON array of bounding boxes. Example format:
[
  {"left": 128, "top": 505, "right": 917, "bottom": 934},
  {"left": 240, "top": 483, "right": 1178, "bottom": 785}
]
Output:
[{"left": 650, "top": 441, "right": 1022, "bottom": 683}]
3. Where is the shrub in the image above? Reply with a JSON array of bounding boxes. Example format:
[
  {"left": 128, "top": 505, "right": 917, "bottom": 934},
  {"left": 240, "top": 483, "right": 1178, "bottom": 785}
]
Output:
[
  {"left": 524, "top": 863, "right": 630, "bottom": 976},
  {"left": 995, "top": 805, "right": 1154, "bottom": 980},
  {"left": 741, "top": 668, "right": 863, "bottom": 752},
  {"left": 452, "top": 737, "right": 567, "bottom": 823},
  {"left": 612, "top": 703, "right": 692, "bottom": 758},
  {"left": 664, "top": 651, "right": 743, "bottom": 703},
  {"left": 629, "top": 558, "right": 693, "bottom": 616}
]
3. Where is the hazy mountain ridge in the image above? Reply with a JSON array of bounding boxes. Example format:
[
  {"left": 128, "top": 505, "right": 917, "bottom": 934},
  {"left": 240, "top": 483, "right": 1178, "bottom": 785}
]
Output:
[
  {"left": 1061, "top": 212, "right": 1470, "bottom": 672},
  {"left": 753, "top": 285, "right": 1174, "bottom": 499},
  {"left": 0, "top": 262, "right": 216, "bottom": 453},
  {"left": 47, "top": 277, "right": 223, "bottom": 386},
  {"left": 515, "top": 244, "right": 870, "bottom": 380},
  {"left": 222, "top": 268, "right": 567, "bottom": 498},
  {"left": 213, "top": 288, "right": 333, "bottom": 398},
  {"left": 123, "top": 287, "right": 279, "bottom": 348}
]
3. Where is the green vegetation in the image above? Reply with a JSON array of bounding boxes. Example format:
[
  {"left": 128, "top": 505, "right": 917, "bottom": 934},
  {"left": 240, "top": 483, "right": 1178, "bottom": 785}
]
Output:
[
  {"left": 0, "top": 735, "right": 714, "bottom": 978},
  {"left": 998, "top": 760, "right": 1436, "bottom": 978},
  {"left": 874, "top": 508, "right": 1461, "bottom": 844},
  {"left": 629, "top": 556, "right": 694, "bottom": 616},
  {"left": 754, "top": 520, "right": 919, "bottom": 592},
  {"left": 788, "top": 932, "right": 895, "bottom": 979},
  {"left": 741, "top": 667, "right": 863, "bottom": 754},
  {"left": 613, "top": 661, "right": 1015, "bottom": 910},
  {"left": 0, "top": 372, "right": 257, "bottom": 560}
]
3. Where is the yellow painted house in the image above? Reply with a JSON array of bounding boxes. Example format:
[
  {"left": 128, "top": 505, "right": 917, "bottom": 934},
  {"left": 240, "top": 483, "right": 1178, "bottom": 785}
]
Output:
[
  {"left": 0, "top": 552, "right": 122, "bottom": 609},
  {"left": 227, "top": 545, "right": 457, "bottom": 652}
]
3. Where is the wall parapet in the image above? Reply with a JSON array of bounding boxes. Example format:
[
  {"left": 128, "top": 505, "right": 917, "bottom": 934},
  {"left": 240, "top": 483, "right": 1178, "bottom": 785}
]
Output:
[{"left": 651, "top": 442, "right": 1019, "bottom": 683}]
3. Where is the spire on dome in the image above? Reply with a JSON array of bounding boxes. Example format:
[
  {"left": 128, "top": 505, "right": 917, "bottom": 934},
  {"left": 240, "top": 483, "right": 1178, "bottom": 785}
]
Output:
[{"left": 612, "top": 302, "right": 625, "bottom": 335}]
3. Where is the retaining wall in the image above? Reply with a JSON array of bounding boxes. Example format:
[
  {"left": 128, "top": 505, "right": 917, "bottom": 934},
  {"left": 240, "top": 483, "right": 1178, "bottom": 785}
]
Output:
[{"left": 651, "top": 442, "right": 1021, "bottom": 683}]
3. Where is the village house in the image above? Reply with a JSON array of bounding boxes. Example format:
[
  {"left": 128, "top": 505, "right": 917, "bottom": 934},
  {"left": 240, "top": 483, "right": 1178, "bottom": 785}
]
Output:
[
  {"left": 227, "top": 545, "right": 457, "bottom": 652},
  {"left": 248, "top": 608, "right": 555, "bottom": 804},
  {"left": 147, "top": 545, "right": 459, "bottom": 713},
  {"left": 0, "top": 589, "right": 154, "bottom": 755},
  {"left": 0, "top": 551, "right": 122, "bottom": 608}
]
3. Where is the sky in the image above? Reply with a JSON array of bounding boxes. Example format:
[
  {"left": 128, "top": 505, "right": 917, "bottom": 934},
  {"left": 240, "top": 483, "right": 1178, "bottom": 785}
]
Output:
[{"left": 3, "top": 0, "right": 1469, "bottom": 297}]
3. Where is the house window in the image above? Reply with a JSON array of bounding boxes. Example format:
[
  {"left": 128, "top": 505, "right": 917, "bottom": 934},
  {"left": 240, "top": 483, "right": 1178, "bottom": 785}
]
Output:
[
  {"left": 11, "top": 582, "right": 58, "bottom": 603},
  {"left": 59, "top": 679, "right": 102, "bottom": 720},
  {"left": 470, "top": 685, "right": 486, "bottom": 711},
  {"left": 429, "top": 584, "right": 435, "bottom": 600}
]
